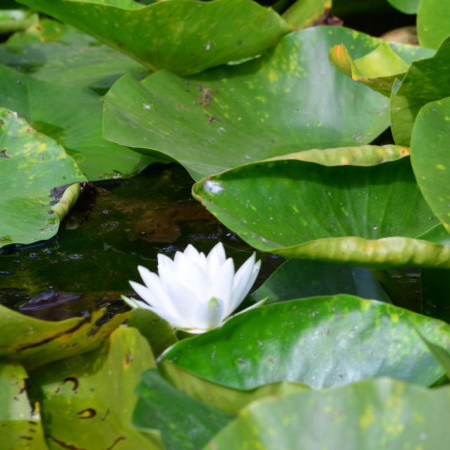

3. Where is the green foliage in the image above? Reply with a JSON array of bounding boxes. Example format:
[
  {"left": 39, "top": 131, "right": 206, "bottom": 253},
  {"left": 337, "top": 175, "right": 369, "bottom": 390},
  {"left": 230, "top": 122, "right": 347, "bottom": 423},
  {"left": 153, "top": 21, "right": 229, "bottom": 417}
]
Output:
[
  {"left": 0, "top": 108, "right": 85, "bottom": 247},
  {"left": 2, "top": 0, "right": 450, "bottom": 447}
]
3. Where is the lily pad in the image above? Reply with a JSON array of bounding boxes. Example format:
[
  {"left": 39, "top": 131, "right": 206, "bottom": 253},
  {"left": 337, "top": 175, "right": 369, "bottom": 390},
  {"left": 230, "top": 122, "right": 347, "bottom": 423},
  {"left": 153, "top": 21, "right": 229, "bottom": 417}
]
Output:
[
  {"left": 29, "top": 327, "right": 160, "bottom": 449},
  {"left": 329, "top": 41, "right": 432, "bottom": 96},
  {"left": 418, "top": 0, "right": 450, "bottom": 49},
  {"left": 205, "top": 379, "right": 450, "bottom": 449},
  {"left": 0, "top": 304, "right": 128, "bottom": 369},
  {"left": 0, "top": 107, "right": 86, "bottom": 248},
  {"left": 0, "top": 64, "right": 154, "bottom": 180},
  {"left": 17, "top": 0, "right": 289, "bottom": 76},
  {"left": 391, "top": 36, "right": 450, "bottom": 146},
  {"left": 0, "top": 21, "right": 148, "bottom": 90},
  {"left": 104, "top": 27, "right": 392, "bottom": 180},
  {"left": 410, "top": 97, "right": 450, "bottom": 234},
  {"left": 0, "top": 362, "right": 47, "bottom": 449},
  {"left": 192, "top": 157, "right": 450, "bottom": 268},
  {"left": 250, "top": 258, "right": 390, "bottom": 304},
  {"left": 282, "top": 0, "right": 331, "bottom": 29},
  {"left": 160, "top": 295, "right": 450, "bottom": 390},
  {"left": 159, "top": 361, "right": 307, "bottom": 415},
  {"left": 134, "top": 369, "right": 232, "bottom": 450},
  {"left": 387, "top": 0, "right": 419, "bottom": 14}
]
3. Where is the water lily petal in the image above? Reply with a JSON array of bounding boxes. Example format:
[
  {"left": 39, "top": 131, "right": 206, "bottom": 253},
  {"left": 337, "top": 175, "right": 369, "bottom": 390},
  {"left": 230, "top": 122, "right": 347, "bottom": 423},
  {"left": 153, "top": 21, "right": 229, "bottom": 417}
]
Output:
[
  {"left": 164, "top": 281, "right": 204, "bottom": 325},
  {"left": 131, "top": 274, "right": 178, "bottom": 316},
  {"left": 192, "top": 297, "right": 226, "bottom": 331},
  {"left": 229, "top": 255, "right": 261, "bottom": 314},
  {"left": 210, "top": 257, "right": 234, "bottom": 308}
]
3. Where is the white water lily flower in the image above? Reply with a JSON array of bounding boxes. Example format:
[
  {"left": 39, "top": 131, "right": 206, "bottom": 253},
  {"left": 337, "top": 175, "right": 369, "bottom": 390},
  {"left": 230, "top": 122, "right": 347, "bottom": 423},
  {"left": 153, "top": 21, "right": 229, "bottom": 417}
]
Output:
[{"left": 124, "top": 243, "right": 261, "bottom": 333}]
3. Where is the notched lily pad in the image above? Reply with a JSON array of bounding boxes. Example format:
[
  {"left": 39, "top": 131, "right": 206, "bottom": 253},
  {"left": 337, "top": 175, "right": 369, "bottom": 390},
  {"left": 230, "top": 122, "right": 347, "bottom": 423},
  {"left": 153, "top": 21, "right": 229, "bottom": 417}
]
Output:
[
  {"left": 104, "top": 27, "right": 395, "bottom": 180},
  {"left": 193, "top": 157, "right": 449, "bottom": 268}
]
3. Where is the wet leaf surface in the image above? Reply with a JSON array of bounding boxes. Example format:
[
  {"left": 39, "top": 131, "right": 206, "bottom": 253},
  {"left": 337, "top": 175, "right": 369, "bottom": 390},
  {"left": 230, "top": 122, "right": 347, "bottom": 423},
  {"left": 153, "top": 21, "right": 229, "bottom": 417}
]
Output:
[{"left": 161, "top": 295, "right": 450, "bottom": 390}]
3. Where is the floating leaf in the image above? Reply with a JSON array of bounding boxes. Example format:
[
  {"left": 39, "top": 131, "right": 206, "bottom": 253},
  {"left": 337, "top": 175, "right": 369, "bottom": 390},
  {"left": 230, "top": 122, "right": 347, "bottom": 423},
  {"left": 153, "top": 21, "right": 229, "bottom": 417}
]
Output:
[
  {"left": 206, "top": 379, "right": 450, "bottom": 449},
  {"left": 387, "top": 0, "right": 419, "bottom": 14},
  {"left": 418, "top": 0, "right": 450, "bottom": 49},
  {"left": 329, "top": 41, "right": 431, "bottom": 95},
  {"left": 0, "top": 64, "right": 154, "bottom": 180},
  {"left": 391, "top": 37, "right": 450, "bottom": 146},
  {"left": 161, "top": 295, "right": 450, "bottom": 390},
  {"left": 0, "top": 304, "right": 128, "bottom": 369},
  {"left": 0, "top": 21, "right": 148, "bottom": 90},
  {"left": 29, "top": 327, "right": 160, "bottom": 449},
  {"left": 411, "top": 97, "right": 450, "bottom": 233},
  {"left": 193, "top": 157, "right": 450, "bottom": 268},
  {"left": 0, "top": 107, "right": 85, "bottom": 248},
  {"left": 134, "top": 369, "right": 232, "bottom": 450},
  {"left": 282, "top": 0, "right": 331, "bottom": 29},
  {"left": 17, "top": 0, "right": 289, "bottom": 76},
  {"left": 250, "top": 258, "right": 390, "bottom": 304},
  {"left": 159, "top": 361, "right": 308, "bottom": 415},
  {"left": 104, "top": 27, "right": 392, "bottom": 180},
  {"left": 0, "top": 362, "right": 47, "bottom": 449}
]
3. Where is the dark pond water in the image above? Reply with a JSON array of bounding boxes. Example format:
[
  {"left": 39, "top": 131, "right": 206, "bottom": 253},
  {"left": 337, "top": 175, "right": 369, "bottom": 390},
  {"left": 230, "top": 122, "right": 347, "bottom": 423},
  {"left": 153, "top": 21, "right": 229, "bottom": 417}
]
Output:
[{"left": 0, "top": 164, "right": 282, "bottom": 321}]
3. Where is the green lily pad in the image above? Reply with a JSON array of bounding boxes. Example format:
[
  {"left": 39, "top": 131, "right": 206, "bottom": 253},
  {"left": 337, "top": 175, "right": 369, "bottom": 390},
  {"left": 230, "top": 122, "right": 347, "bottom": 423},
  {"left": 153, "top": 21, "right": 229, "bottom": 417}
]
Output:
[
  {"left": 0, "top": 64, "right": 154, "bottom": 180},
  {"left": 0, "top": 362, "right": 47, "bottom": 449},
  {"left": 104, "top": 27, "right": 392, "bottom": 180},
  {"left": 387, "top": 0, "right": 419, "bottom": 14},
  {"left": 160, "top": 295, "right": 450, "bottom": 390},
  {"left": 134, "top": 369, "right": 232, "bottom": 450},
  {"left": 391, "top": 36, "right": 450, "bottom": 146},
  {"left": 206, "top": 379, "right": 450, "bottom": 449},
  {"left": 282, "top": 0, "right": 330, "bottom": 29},
  {"left": 418, "top": 0, "right": 450, "bottom": 49},
  {"left": 410, "top": 97, "right": 450, "bottom": 233},
  {"left": 159, "top": 361, "right": 308, "bottom": 415},
  {"left": 192, "top": 157, "right": 450, "bottom": 268},
  {"left": 0, "top": 107, "right": 86, "bottom": 248},
  {"left": 17, "top": 0, "right": 289, "bottom": 76},
  {"left": 250, "top": 258, "right": 390, "bottom": 304},
  {"left": 0, "top": 21, "right": 148, "bottom": 90},
  {"left": 0, "top": 304, "right": 128, "bottom": 369},
  {"left": 329, "top": 41, "right": 432, "bottom": 96},
  {"left": 127, "top": 308, "right": 178, "bottom": 358},
  {"left": 29, "top": 327, "right": 160, "bottom": 449}
]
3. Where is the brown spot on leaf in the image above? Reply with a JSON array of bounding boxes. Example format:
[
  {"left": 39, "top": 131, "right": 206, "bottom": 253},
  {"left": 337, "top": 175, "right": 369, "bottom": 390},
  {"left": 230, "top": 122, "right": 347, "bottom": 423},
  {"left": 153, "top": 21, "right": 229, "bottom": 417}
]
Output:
[
  {"left": 62, "top": 377, "right": 79, "bottom": 392},
  {"left": 0, "top": 149, "right": 11, "bottom": 158}
]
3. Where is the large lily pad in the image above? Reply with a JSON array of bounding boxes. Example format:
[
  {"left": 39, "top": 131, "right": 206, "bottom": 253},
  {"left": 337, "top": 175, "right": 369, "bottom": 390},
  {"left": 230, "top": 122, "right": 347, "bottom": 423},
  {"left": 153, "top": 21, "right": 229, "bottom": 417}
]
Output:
[
  {"left": 192, "top": 156, "right": 450, "bottom": 268},
  {"left": 17, "top": 0, "right": 289, "bottom": 76},
  {"left": 134, "top": 369, "right": 232, "bottom": 450},
  {"left": 0, "top": 107, "right": 86, "bottom": 248},
  {"left": 160, "top": 295, "right": 450, "bottom": 390},
  {"left": 391, "top": 36, "right": 450, "bottom": 146},
  {"left": 411, "top": 97, "right": 450, "bottom": 234},
  {"left": 387, "top": 0, "right": 419, "bottom": 14},
  {"left": 206, "top": 379, "right": 450, "bottom": 449},
  {"left": 104, "top": 27, "right": 392, "bottom": 180},
  {"left": 418, "top": 0, "right": 450, "bottom": 49},
  {"left": 0, "top": 64, "right": 154, "bottom": 180},
  {"left": 29, "top": 327, "right": 160, "bottom": 449},
  {"left": 0, "top": 304, "right": 128, "bottom": 369},
  {"left": 0, "top": 362, "right": 47, "bottom": 449}
]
